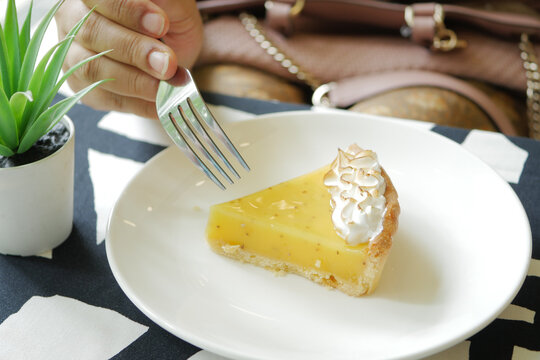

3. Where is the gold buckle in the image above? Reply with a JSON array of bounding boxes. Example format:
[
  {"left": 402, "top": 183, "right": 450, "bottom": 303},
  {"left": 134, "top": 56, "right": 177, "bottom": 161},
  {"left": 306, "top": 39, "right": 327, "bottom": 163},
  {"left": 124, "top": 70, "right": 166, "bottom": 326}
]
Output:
[
  {"left": 290, "top": 0, "right": 305, "bottom": 17},
  {"left": 405, "top": 4, "right": 467, "bottom": 52},
  {"left": 432, "top": 4, "right": 467, "bottom": 51},
  {"left": 433, "top": 28, "right": 467, "bottom": 52}
]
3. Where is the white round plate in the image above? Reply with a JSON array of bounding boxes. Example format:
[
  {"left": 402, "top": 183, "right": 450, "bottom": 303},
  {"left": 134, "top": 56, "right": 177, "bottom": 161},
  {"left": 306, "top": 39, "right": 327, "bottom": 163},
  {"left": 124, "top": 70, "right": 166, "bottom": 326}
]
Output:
[{"left": 106, "top": 110, "right": 531, "bottom": 360}]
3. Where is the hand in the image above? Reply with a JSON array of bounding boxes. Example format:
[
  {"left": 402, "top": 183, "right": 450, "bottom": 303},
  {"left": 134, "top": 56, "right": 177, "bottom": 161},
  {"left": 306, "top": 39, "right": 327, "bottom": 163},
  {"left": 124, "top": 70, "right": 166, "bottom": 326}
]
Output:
[{"left": 55, "top": 0, "right": 203, "bottom": 119}]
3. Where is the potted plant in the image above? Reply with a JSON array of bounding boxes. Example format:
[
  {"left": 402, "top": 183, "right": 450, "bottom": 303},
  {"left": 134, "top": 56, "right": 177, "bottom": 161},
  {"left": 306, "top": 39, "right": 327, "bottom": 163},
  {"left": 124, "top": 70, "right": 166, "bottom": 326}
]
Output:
[{"left": 0, "top": 0, "right": 109, "bottom": 256}]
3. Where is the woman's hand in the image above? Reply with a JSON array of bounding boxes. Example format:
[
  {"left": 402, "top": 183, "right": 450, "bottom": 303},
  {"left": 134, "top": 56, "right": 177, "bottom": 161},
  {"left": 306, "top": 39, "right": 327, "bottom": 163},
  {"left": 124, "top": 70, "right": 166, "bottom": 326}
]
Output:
[{"left": 55, "top": 0, "right": 203, "bottom": 119}]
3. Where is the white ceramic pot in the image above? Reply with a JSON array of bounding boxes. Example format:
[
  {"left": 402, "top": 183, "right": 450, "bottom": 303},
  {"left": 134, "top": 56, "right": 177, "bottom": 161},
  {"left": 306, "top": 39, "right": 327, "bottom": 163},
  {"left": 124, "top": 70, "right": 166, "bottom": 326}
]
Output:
[{"left": 0, "top": 116, "right": 74, "bottom": 256}]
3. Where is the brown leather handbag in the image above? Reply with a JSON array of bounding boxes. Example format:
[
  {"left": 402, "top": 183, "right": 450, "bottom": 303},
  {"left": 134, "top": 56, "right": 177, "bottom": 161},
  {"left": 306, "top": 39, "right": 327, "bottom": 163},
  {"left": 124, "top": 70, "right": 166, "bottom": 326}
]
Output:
[{"left": 195, "top": 0, "right": 540, "bottom": 139}]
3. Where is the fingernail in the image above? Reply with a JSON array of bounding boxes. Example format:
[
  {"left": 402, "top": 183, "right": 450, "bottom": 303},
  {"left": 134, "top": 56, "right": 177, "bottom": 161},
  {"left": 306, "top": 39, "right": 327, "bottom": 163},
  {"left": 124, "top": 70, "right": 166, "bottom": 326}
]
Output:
[
  {"left": 141, "top": 13, "right": 165, "bottom": 36},
  {"left": 148, "top": 51, "right": 169, "bottom": 77}
]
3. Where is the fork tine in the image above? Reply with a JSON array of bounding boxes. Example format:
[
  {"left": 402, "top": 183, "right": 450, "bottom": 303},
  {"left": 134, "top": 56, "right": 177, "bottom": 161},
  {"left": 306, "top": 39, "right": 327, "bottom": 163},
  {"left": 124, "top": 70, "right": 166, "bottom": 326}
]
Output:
[
  {"left": 188, "top": 94, "right": 250, "bottom": 172},
  {"left": 172, "top": 103, "right": 234, "bottom": 184},
  {"left": 156, "top": 67, "right": 249, "bottom": 189},
  {"left": 185, "top": 98, "right": 241, "bottom": 179},
  {"left": 164, "top": 113, "right": 226, "bottom": 190}
]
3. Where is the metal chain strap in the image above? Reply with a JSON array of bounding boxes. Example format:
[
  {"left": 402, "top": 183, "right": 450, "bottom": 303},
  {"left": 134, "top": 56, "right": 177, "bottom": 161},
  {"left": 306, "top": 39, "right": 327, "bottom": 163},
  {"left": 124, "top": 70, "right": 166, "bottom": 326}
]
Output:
[
  {"left": 519, "top": 33, "right": 540, "bottom": 139},
  {"left": 239, "top": 12, "right": 322, "bottom": 91}
]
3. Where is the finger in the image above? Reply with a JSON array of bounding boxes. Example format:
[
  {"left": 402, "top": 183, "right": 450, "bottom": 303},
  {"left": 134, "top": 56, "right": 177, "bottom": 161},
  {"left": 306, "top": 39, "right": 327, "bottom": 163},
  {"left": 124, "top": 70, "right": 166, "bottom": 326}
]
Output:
[
  {"left": 69, "top": 76, "right": 158, "bottom": 119},
  {"left": 152, "top": 0, "right": 203, "bottom": 68},
  {"left": 56, "top": 0, "right": 90, "bottom": 35},
  {"left": 81, "top": 12, "right": 177, "bottom": 78},
  {"left": 58, "top": 1, "right": 177, "bottom": 79},
  {"left": 82, "top": 0, "right": 169, "bottom": 38},
  {"left": 66, "top": 42, "right": 160, "bottom": 102}
]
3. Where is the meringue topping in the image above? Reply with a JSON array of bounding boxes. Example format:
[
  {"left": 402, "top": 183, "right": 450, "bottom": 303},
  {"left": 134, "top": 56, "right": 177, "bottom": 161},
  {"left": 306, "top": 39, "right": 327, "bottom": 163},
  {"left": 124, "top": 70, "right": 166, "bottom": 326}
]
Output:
[{"left": 323, "top": 144, "right": 386, "bottom": 245}]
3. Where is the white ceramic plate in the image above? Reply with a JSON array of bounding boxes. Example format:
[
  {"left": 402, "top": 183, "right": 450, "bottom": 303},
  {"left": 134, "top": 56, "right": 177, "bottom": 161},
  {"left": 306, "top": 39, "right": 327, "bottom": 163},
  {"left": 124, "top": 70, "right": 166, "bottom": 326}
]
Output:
[{"left": 106, "top": 110, "right": 531, "bottom": 360}]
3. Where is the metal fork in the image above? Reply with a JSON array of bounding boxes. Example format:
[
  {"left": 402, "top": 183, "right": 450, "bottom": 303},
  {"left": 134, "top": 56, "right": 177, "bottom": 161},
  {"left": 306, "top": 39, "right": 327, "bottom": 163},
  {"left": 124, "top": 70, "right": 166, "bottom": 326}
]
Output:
[{"left": 156, "top": 67, "right": 250, "bottom": 189}]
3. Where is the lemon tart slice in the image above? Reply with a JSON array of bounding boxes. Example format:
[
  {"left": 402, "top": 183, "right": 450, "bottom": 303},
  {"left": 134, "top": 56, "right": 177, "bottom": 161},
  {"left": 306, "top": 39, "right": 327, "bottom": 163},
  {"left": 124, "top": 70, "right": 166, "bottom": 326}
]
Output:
[{"left": 206, "top": 144, "right": 400, "bottom": 296}]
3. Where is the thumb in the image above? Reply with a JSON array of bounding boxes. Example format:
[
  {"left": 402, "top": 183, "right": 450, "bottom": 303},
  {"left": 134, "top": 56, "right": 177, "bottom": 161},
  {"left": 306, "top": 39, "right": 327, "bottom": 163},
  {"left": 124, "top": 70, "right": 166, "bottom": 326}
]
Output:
[{"left": 152, "top": 0, "right": 203, "bottom": 69}]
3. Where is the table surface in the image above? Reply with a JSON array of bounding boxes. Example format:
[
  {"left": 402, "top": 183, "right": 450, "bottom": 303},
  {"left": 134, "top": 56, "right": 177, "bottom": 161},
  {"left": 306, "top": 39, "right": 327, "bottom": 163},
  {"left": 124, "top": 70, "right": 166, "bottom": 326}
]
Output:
[
  {"left": 1, "top": 1, "right": 538, "bottom": 358},
  {"left": 0, "top": 92, "right": 538, "bottom": 360}
]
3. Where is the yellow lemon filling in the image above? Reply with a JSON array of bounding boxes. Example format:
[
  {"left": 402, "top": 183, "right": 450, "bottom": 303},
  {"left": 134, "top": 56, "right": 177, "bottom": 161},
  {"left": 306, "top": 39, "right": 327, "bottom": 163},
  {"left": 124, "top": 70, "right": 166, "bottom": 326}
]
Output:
[{"left": 206, "top": 167, "right": 376, "bottom": 289}]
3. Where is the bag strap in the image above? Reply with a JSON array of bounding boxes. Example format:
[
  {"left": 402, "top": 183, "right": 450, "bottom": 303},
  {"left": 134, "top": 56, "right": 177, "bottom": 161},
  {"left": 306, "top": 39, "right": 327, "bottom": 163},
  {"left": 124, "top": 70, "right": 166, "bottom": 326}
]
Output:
[
  {"left": 318, "top": 71, "right": 518, "bottom": 136},
  {"left": 198, "top": 0, "right": 540, "bottom": 40},
  {"left": 198, "top": 0, "right": 265, "bottom": 14}
]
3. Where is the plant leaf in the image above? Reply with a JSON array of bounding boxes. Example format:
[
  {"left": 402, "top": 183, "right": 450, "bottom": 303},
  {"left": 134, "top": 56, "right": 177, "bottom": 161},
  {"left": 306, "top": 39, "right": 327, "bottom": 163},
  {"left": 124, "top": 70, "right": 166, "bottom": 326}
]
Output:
[
  {"left": 0, "top": 88, "right": 18, "bottom": 149},
  {"left": 17, "top": 0, "right": 64, "bottom": 92},
  {"left": 0, "top": 24, "right": 11, "bottom": 94},
  {"left": 43, "top": 49, "right": 112, "bottom": 112},
  {"left": 26, "top": 7, "right": 95, "bottom": 123},
  {"left": 0, "top": 143, "right": 15, "bottom": 157},
  {"left": 4, "top": 0, "right": 20, "bottom": 93},
  {"left": 22, "top": 36, "right": 73, "bottom": 131},
  {"left": 29, "top": 36, "right": 73, "bottom": 91},
  {"left": 18, "top": 0, "right": 33, "bottom": 61},
  {"left": 17, "top": 79, "right": 109, "bottom": 154},
  {"left": 10, "top": 90, "right": 33, "bottom": 124},
  {"left": 36, "top": 5, "right": 95, "bottom": 94},
  {"left": 0, "top": 125, "right": 9, "bottom": 147}
]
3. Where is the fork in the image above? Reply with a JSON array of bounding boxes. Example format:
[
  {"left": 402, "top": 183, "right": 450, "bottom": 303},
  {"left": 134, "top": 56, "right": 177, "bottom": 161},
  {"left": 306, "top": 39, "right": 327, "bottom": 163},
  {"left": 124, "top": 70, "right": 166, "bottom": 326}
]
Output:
[{"left": 156, "top": 67, "right": 250, "bottom": 189}]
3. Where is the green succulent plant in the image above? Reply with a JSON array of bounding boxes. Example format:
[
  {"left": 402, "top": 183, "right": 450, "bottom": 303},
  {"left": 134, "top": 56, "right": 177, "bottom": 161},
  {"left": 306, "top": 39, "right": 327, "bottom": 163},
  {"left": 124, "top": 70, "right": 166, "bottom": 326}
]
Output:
[{"left": 0, "top": 0, "right": 110, "bottom": 157}]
